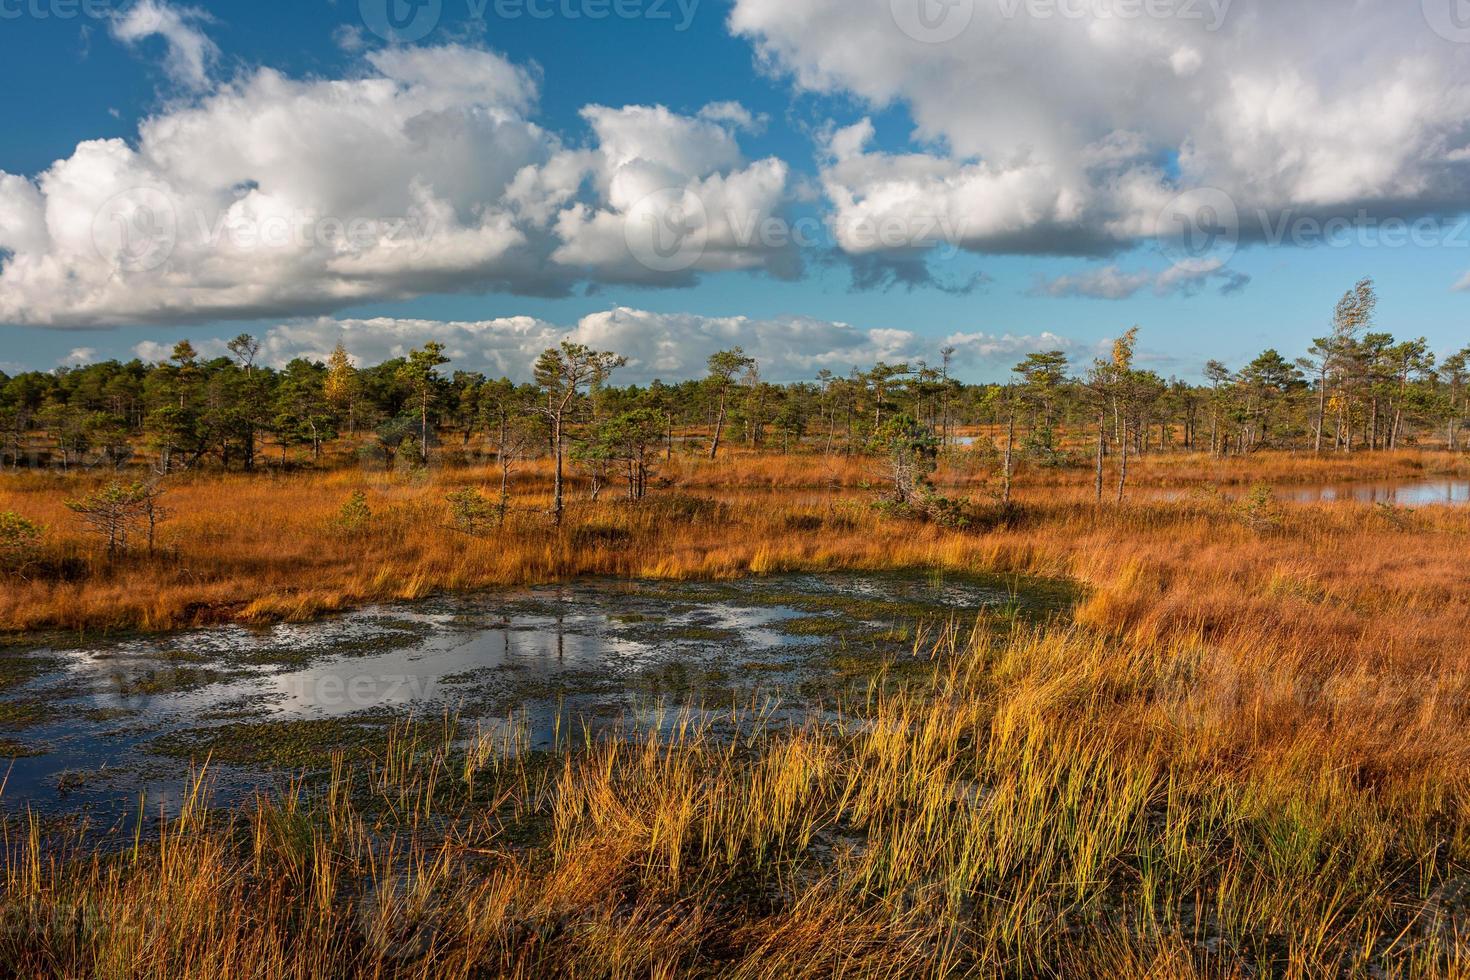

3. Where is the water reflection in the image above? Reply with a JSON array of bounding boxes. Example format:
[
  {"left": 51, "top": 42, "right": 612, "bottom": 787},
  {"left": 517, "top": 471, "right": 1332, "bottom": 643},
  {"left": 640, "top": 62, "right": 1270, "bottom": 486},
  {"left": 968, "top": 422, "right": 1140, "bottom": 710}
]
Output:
[
  {"left": 0, "top": 573, "right": 1066, "bottom": 818},
  {"left": 1274, "top": 480, "right": 1470, "bottom": 506},
  {"left": 1144, "top": 479, "right": 1470, "bottom": 507}
]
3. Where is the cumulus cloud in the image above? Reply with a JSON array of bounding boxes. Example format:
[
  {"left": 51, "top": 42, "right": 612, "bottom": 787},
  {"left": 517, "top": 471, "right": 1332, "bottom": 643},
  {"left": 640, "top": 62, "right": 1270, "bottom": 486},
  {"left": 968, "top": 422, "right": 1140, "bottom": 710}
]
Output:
[
  {"left": 109, "top": 0, "right": 218, "bottom": 90},
  {"left": 1033, "top": 259, "right": 1249, "bottom": 300},
  {"left": 59, "top": 347, "right": 99, "bottom": 366},
  {"left": 818, "top": 118, "right": 1125, "bottom": 257},
  {"left": 130, "top": 308, "right": 1085, "bottom": 382},
  {"left": 18, "top": 0, "right": 1456, "bottom": 333},
  {"left": 550, "top": 105, "right": 794, "bottom": 284},
  {"left": 0, "top": 45, "right": 789, "bottom": 327},
  {"left": 733, "top": 0, "right": 1470, "bottom": 265}
]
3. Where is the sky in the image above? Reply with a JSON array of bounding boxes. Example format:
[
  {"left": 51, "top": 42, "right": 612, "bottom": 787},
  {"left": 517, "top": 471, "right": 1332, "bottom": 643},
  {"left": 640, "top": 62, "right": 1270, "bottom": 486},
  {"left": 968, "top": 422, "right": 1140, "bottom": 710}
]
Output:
[{"left": 2, "top": 0, "right": 1470, "bottom": 383}]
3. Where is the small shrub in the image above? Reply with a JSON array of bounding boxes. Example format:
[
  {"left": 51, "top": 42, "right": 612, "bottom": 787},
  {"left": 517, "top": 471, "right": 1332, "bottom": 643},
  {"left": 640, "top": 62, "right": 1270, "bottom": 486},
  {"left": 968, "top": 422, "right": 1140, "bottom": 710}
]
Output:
[
  {"left": 871, "top": 497, "right": 919, "bottom": 522},
  {"left": 0, "top": 511, "right": 44, "bottom": 576},
  {"left": 398, "top": 438, "right": 428, "bottom": 477},
  {"left": 446, "top": 487, "right": 496, "bottom": 537},
  {"left": 872, "top": 490, "right": 973, "bottom": 530},
  {"left": 872, "top": 413, "right": 939, "bottom": 506},
  {"left": 335, "top": 491, "right": 372, "bottom": 533},
  {"left": 918, "top": 490, "right": 972, "bottom": 530},
  {"left": 1236, "top": 482, "right": 1282, "bottom": 533},
  {"left": 957, "top": 436, "right": 1001, "bottom": 469},
  {"left": 1374, "top": 500, "right": 1417, "bottom": 531}
]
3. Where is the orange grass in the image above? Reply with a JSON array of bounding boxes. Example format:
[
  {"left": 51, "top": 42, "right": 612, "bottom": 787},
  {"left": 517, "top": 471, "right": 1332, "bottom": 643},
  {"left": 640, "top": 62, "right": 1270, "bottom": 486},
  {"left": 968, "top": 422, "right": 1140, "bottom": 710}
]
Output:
[
  {"left": 5, "top": 450, "right": 1470, "bottom": 975},
  {"left": 0, "top": 451, "right": 1467, "bottom": 663},
  {"left": 7, "top": 622, "right": 1470, "bottom": 976}
]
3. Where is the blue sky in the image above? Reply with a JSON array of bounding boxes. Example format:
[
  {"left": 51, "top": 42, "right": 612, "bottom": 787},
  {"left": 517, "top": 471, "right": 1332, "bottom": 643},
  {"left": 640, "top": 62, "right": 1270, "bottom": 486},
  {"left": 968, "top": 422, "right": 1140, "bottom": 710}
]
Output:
[{"left": 2, "top": 0, "right": 1469, "bottom": 381}]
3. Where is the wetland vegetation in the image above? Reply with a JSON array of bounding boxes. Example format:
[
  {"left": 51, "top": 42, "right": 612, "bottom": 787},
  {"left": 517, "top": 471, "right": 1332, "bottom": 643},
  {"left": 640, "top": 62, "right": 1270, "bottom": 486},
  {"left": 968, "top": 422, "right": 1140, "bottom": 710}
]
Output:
[{"left": 2, "top": 311, "right": 1470, "bottom": 976}]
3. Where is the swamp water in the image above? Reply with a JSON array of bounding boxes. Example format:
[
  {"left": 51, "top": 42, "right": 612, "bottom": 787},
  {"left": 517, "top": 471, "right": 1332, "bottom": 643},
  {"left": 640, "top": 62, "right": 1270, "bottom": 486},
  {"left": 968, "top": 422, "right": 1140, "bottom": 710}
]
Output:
[
  {"left": 0, "top": 572, "right": 1073, "bottom": 821},
  {"left": 1273, "top": 479, "right": 1470, "bottom": 505},
  {"left": 1144, "top": 478, "right": 1470, "bottom": 507}
]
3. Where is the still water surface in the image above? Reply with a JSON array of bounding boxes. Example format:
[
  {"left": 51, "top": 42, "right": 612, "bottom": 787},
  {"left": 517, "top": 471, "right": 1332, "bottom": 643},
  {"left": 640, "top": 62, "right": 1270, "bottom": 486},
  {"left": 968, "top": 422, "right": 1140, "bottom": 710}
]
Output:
[
  {"left": 1272, "top": 480, "right": 1470, "bottom": 505},
  {"left": 0, "top": 573, "right": 1070, "bottom": 820}
]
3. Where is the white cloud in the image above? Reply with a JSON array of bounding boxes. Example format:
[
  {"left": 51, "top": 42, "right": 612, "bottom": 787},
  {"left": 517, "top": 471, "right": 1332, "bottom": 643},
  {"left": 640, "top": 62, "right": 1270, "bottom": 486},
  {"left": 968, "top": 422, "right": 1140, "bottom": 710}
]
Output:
[
  {"left": 109, "top": 0, "right": 218, "bottom": 90},
  {"left": 698, "top": 102, "right": 766, "bottom": 132},
  {"left": 732, "top": 0, "right": 1470, "bottom": 261},
  {"left": 0, "top": 47, "right": 788, "bottom": 327},
  {"left": 17, "top": 0, "right": 1460, "bottom": 330},
  {"left": 550, "top": 105, "right": 793, "bottom": 283},
  {"left": 944, "top": 330, "right": 1080, "bottom": 361},
  {"left": 131, "top": 341, "right": 174, "bottom": 363},
  {"left": 819, "top": 119, "right": 1112, "bottom": 255},
  {"left": 132, "top": 338, "right": 235, "bottom": 364},
  {"left": 1034, "top": 258, "right": 1249, "bottom": 300},
  {"left": 247, "top": 316, "right": 563, "bottom": 380},
  {"left": 59, "top": 347, "right": 99, "bottom": 365},
  {"left": 167, "top": 308, "right": 1083, "bottom": 383}
]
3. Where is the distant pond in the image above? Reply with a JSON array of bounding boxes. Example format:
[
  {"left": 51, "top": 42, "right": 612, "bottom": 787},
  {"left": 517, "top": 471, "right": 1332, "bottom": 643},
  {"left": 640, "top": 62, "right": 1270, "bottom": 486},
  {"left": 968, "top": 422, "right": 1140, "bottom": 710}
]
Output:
[{"left": 1272, "top": 480, "right": 1470, "bottom": 506}]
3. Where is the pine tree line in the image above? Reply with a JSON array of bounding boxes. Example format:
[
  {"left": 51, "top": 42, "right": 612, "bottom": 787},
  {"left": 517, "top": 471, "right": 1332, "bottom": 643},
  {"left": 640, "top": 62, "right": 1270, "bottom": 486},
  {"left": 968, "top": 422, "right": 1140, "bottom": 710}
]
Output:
[{"left": 2, "top": 280, "right": 1467, "bottom": 474}]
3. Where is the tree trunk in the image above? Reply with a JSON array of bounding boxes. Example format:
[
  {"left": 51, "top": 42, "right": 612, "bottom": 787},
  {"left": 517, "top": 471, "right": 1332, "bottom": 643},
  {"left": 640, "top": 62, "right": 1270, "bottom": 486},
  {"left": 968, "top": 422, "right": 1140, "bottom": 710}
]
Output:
[
  {"left": 1002, "top": 410, "right": 1015, "bottom": 506},
  {"left": 551, "top": 414, "right": 565, "bottom": 526},
  {"left": 709, "top": 391, "right": 728, "bottom": 460},
  {"left": 1314, "top": 372, "right": 1328, "bottom": 453},
  {"left": 1116, "top": 422, "right": 1130, "bottom": 504},
  {"left": 499, "top": 456, "right": 511, "bottom": 527},
  {"left": 1094, "top": 410, "right": 1105, "bottom": 507}
]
